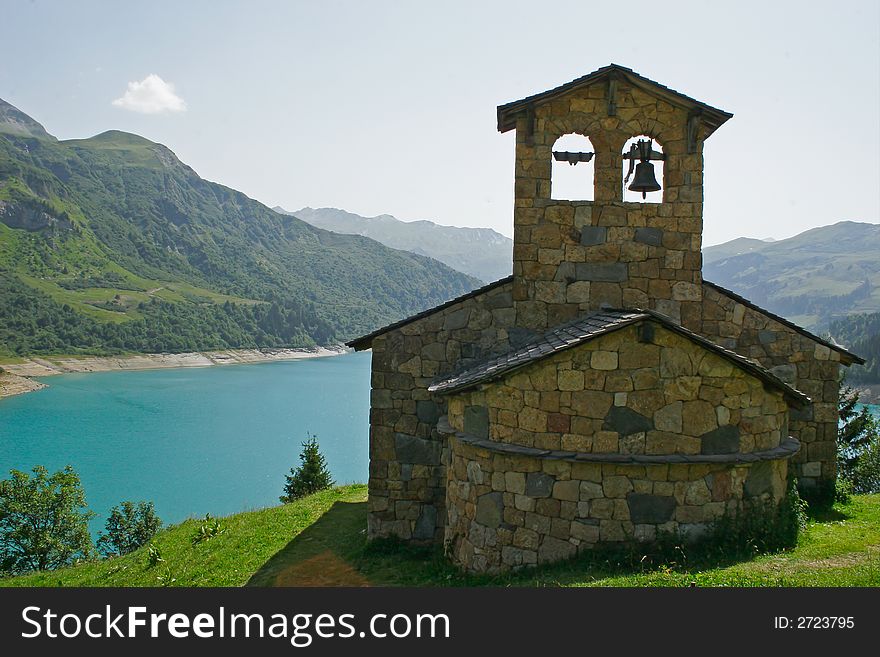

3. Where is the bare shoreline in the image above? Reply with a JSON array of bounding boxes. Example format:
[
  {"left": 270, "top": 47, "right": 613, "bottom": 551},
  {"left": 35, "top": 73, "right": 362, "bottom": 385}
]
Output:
[{"left": 0, "top": 346, "right": 348, "bottom": 401}]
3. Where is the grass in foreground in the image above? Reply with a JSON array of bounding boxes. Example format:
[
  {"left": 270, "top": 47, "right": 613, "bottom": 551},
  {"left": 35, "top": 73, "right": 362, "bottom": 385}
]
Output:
[
  {"left": 2, "top": 488, "right": 878, "bottom": 587},
  {"left": 1, "top": 485, "right": 367, "bottom": 587}
]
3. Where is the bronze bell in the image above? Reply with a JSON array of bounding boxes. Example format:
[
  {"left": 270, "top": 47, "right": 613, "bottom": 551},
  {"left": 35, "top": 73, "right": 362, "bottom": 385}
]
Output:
[{"left": 628, "top": 161, "right": 661, "bottom": 198}]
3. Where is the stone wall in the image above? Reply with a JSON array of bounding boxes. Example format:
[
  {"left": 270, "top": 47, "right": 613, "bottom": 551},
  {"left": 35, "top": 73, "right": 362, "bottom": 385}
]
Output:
[
  {"left": 444, "top": 436, "right": 790, "bottom": 574},
  {"left": 366, "top": 280, "right": 516, "bottom": 542},
  {"left": 511, "top": 81, "right": 708, "bottom": 332},
  {"left": 445, "top": 323, "right": 790, "bottom": 459},
  {"left": 439, "top": 321, "right": 796, "bottom": 573},
  {"left": 701, "top": 283, "right": 842, "bottom": 489}
]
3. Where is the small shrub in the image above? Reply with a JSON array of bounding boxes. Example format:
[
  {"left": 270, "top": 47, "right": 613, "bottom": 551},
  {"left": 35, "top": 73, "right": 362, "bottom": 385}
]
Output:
[
  {"left": 191, "top": 514, "right": 225, "bottom": 546},
  {"left": 97, "top": 501, "right": 162, "bottom": 557},
  {"left": 146, "top": 543, "right": 164, "bottom": 568},
  {"left": 835, "top": 477, "right": 854, "bottom": 504},
  {"left": 280, "top": 433, "right": 334, "bottom": 503}
]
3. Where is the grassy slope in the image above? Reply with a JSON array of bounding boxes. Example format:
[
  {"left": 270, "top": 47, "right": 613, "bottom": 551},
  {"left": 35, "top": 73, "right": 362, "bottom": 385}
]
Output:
[{"left": 3, "top": 487, "right": 878, "bottom": 587}]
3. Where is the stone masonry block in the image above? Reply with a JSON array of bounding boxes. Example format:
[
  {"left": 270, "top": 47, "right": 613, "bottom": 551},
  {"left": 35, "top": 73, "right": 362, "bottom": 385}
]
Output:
[
  {"left": 580, "top": 226, "right": 607, "bottom": 246},
  {"left": 575, "top": 262, "right": 628, "bottom": 282},
  {"left": 626, "top": 493, "right": 676, "bottom": 524}
]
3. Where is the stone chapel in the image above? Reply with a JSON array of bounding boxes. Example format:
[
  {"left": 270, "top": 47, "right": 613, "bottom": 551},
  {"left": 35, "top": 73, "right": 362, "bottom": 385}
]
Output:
[{"left": 347, "top": 64, "right": 863, "bottom": 573}]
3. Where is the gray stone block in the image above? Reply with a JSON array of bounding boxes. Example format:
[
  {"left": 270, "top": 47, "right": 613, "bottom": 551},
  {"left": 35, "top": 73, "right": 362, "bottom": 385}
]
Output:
[
  {"left": 580, "top": 226, "right": 607, "bottom": 246},
  {"left": 575, "top": 262, "right": 628, "bottom": 282},
  {"left": 416, "top": 400, "right": 441, "bottom": 425},
  {"left": 744, "top": 461, "right": 773, "bottom": 497},
  {"left": 463, "top": 405, "right": 489, "bottom": 439},
  {"left": 634, "top": 227, "right": 662, "bottom": 246},
  {"left": 700, "top": 425, "right": 740, "bottom": 455},
  {"left": 485, "top": 290, "right": 513, "bottom": 309},
  {"left": 603, "top": 406, "right": 653, "bottom": 436},
  {"left": 769, "top": 364, "right": 797, "bottom": 385},
  {"left": 790, "top": 405, "right": 814, "bottom": 422},
  {"left": 758, "top": 330, "right": 777, "bottom": 345},
  {"left": 412, "top": 504, "right": 437, "bottom": 540},
  {"left": 525, "top": 472, "right": 555, "bottom": 498},
  {"left": 475, "top": 491, "right": 504, "bottom": 528},
  {"left": 394, "top": 433, "right": 441, "bottom": 465},
  {"left": 626, "top": 493, "right": 676, "bottom": 524},
  {"left": 443, "top": 308, "right": 471, "bottom": 330},
  {"left": 554, "top": 261, "right": 576, "bottom": 282}
]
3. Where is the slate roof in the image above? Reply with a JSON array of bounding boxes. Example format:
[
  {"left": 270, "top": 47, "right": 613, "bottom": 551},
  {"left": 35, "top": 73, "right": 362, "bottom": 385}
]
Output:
[
  {"left": 428, "top": 308, "right": 811, "bottom": 408},
  {"left": 496, "top": 63, "right": 733, "bottom": 135},
  {"left": 346, "top": 275, "right": 513, "bottom": 350},
  {"left": 703, "top": 280, "right": 864, "bottom": 365},
  {"left": 347, "top": 276, "right": 862, "bottom": 366}
]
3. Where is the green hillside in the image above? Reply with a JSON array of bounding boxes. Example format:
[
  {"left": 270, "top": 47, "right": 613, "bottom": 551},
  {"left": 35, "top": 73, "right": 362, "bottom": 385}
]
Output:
[
  {"left": 2, "top": 486, "right": 878, "bottom": 587},
  {"left": 0, "top": 98, "right": 56, "bottom": 140},
  {"left": 702, "top": 222, "right": 880, "bottom": 331},
  {"left": 828, "top": 312, "right": 880, "bottom": 384},
  {"left": 0, "top": 101, "right": 479, "bottom": 356}
]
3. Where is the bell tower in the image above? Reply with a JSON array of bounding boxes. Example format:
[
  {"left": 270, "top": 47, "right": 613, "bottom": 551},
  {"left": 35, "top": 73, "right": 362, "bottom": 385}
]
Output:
[{"left": 497, "top": 64, "right": 732, "bottom": 333}]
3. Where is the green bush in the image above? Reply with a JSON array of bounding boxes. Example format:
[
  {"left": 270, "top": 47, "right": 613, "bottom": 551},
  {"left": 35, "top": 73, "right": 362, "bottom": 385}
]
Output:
[
  {"left": 96, "top": 501, "right": 162, "bottom": 557},
  {"left": 280, "top": 434, "right": 334, "bottom": 503},
  {"left": 147, "top": 543, "right": 164, "bottom": 568},
  {"left": 706, "top": 475, "right": 807, "bottom": 557},
  {"left": 834, "top": 477, "right": 854, "bottom": 504},
  {"left": 0, "top": 465, "right": 94, "bottom": 574},
  {"left": 847, "top": 439, "right": 880, "bottom": 494}
]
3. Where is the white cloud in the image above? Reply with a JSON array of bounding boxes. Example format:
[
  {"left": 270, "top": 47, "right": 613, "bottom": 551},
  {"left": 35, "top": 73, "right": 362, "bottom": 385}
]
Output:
[{"left": 112, "top": 74, "right": 187, "bottom": 114}]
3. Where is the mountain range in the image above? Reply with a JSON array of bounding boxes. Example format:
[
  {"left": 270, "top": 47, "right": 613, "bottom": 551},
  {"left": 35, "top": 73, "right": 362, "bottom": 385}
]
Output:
[
  {"left": 279, "top": 205, "right": 880, "bottom": 335},
  {"left": 3, "top": 95, "right": 876, "bottom": 361},
  {"left": 274, "top": 206, "right": 512, "bottom": 284},
  {"left": 703, "top": 221, "right": 880, "bottom": 331},
  {"left": 0, "top": 98, "right": 478, "bottom": 356}
]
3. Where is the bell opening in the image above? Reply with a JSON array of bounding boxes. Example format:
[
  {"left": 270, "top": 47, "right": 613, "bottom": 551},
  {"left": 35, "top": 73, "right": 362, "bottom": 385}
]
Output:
[
  {"left": 622, "top": 135, "right": 664, "bottom": 203},
  {"left": 551, "top": 133, "right": 594, "bottom": 201}
]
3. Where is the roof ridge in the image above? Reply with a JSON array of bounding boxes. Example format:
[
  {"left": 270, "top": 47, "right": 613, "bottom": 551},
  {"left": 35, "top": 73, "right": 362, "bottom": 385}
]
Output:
[
  {"left": 347, "top": 275, "right": 513, "bottom": 350},
  {"left": 430, "top": 308, "right": 810, "bottom": 407},
  {"left": 496, "top": 63, "right": 733, "bottom": 134},
  {"left": 702, "top": 279, "right": 864, "bottom": 364}
]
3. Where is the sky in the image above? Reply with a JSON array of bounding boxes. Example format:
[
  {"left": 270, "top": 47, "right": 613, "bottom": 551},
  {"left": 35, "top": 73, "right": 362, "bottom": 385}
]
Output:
[{"left": 1, "top": 0, "right": 878, "bottom": 246}]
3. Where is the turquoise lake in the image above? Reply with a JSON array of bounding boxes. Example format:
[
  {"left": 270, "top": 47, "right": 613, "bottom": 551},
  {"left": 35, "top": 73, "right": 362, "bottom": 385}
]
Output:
[
  {"left": 0, "top": 351, "right": 372, "bottom": 532},
  {"left": 0, "top": 350, "right": 878, "bottom": 535}
]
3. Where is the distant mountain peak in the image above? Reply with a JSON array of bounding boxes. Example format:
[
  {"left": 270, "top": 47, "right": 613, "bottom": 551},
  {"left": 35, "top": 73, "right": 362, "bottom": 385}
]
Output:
[
  {"left": 84, "top": 129, "right": 156, "bottom": 144},
  {"left": 703, "top": 221, "right": 880, "bottom": 330},
  {"left": 275, "top": 206, "right": 513, "bottom": 284},
  {"left": 0, "top": 97, "right": 56, "bottom": 140},
  {"left": 63, "top": 130, "right": 166, "bottom": 150},
  {"left": 61, "top": 130, "right": 186, "bottom": 171}
]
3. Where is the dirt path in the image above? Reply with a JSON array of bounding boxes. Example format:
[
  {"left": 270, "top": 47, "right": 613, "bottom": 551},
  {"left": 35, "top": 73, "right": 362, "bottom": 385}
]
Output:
[
  {"left": 270, "top": 551, "right": 371, "bottom": 587},
  {"left": 246, "top": 499, "right": 372, "bottom": 587}
]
